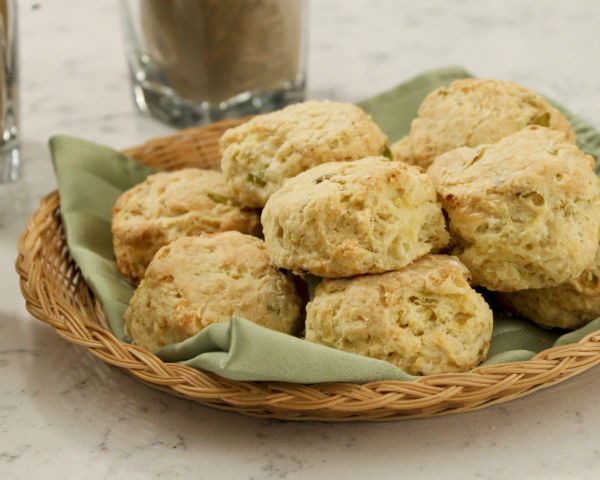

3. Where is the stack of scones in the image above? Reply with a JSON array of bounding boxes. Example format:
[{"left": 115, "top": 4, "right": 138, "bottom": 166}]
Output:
[{"left": 113, "top": 85, "right": 600, "bottom": 376}]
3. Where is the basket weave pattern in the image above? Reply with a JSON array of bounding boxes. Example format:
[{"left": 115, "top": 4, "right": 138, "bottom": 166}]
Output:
[{"left": 16, "top": 119, "right": 600, "bottom": 421}]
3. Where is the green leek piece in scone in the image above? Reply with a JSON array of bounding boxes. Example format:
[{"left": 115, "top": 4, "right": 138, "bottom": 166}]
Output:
[
  {"left": 112, "top": 168, "right": 261, "bottom": 285},
  {"left": 261, "top": 156, "right": 449, "bottom": 278},
  {"left": 125, "top": 232, "right": 303, "bottom": 352},
  {"left": 219, "top": 100, "right": 389, "bottom": 207},
  {"left": 305, "top": 255, "right": 493, "bottom": 376},
  {"left": 496, "top": 247, "right": 600, "bottom": 330},
  {"left": 393, "top": 78, "right": 576, "bottom": 168},
  {"left": 428, "top": 126, "right": 600, "bottom": 292}
]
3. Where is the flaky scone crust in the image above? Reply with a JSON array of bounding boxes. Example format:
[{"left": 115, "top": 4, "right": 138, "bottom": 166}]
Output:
[
  {"left": 112, "top": 168, "right": 261, "bottom": 284},
  {"left": 220, "top": 100, "right": 388, "bottom": 207},
  {"left": 428, "top": 126, "right": 600, "bottom": 292},
  {"left": 409, "top": 78, "right": 575, "bottom": 169},
  {"left": 497, "top": 247, "right": 600, "bottom": 329},
  {"left": 305, "top": 255, "right": 493, "bottom": 376},
  {"left": 124, "top": 232, "right": 302, "bottom": 352},
  {"left": 261, "top": 156, "right": 449, "bottom": 277}
]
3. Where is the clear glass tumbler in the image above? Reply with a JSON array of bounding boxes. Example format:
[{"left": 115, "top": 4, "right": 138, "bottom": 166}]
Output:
[
  {"left": 119, "top": 0, "right": 307, "bottom": 128},
  {"left": 0, "top": 0, "right": 18, "bottom": 183}
]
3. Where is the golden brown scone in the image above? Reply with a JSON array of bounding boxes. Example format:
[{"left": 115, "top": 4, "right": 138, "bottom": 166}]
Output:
[
  {"left": 428, "top": 126, "right": 600, "bottom": 292},
  {"left": 261, "top": 156, "right": 449, "bottom": 278},
  {"left": 409, "top": 78, "right": 576, "bottom": 169},
  {"left": 124, "top": 232, "right": 302, "bottom": 352},
  {"left": 220, "top": 100, "right": 388, "bottom": 207},
  {"left": 496, "top": 247, "right": 600, "bottom": 330},
  {"left": 390, "top": 135, "right": 414, "bottom": 164},
  {"left": 305, "top": 255, "right": 493, "bottom": 376},
  {"left": 112, "top": 168, "right": 261, "bottom": 285}
]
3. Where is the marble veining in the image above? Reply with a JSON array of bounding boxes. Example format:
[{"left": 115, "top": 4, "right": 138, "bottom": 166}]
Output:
[{"left": 3, "top": 0, "right": 600, "bottom": 479}]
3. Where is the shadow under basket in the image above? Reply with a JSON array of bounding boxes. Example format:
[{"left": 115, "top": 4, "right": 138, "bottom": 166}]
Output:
[{"left": 16, "top": 118, "right": 600, "bottom": 421}]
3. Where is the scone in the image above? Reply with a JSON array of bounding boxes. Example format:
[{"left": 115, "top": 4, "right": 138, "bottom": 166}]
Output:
[
  {"left": 112, "top": 168, "right": 261, "bottom": 284},
  {"left": 399, "top": 78, "right": 575, "bottom": 169},
  {"left": 305, "top": 255, "right": 493, "bottom": 376},
  {"left": 496, "top": 247, "right": 600, "bottom": 329},
  {"left": 220, "top": 100, "right": 388, "bottom": 207},
  {"left": 261, "top": 156, "right": 449, "bottom": 277},
  {"left": 428, "top": 126, "right": 600, "bottom": 292},
  {"left": 124, "top": 232, "right": 302, "bottom": 352},
  {"left": 390, "top": 135, "right": 413, "bottom": 164}
]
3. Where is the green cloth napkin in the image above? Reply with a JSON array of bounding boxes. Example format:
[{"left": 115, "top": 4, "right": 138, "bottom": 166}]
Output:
[{"left": 49, "top": 66, "right": 600, "bottom": 383}]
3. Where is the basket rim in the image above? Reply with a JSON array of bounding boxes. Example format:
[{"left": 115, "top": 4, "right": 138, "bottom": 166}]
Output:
[{"left": 16, "top": 188, "right": 600, "bottom": 421}]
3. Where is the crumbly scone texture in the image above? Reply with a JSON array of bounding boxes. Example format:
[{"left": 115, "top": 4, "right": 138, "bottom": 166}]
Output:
[
  {"left": 219, "top": 100, "right": 388, "bottom": 207},
  {"left": 305, "top": 255, "right": 493, "bottom": 376},
  {"left": 428, "top": 126, "right": 600, "bottom": 292},
  {"left": 390, "top": 135, "right": 414, "bottom": 164},
  {"left": 112, "top": 168, "right": 261, "bottom": 285},
  {"left": 124, "top": 232, "right": 303, "bottom": 352},
  {"left": 410, "top": 78, "right": 576, "bottom": 169},
  {"left": 261, "top": 156, "right": 449, "bottom": 278},
  {"left": 496, "top": 247, "right": 600, "bottom": 329}
]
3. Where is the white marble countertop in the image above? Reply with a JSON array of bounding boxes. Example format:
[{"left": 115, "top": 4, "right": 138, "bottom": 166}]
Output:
[{"left": 3, "top": 1, "right": 600, "bottom": 479}]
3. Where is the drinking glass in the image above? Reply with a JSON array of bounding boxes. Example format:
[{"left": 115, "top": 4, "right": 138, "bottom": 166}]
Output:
[
  {"left": 0, "top": 0, "right": 18, "bottom": 183},
  {"left": 119, "top": 0, "right": 307, "bottom": 128}
]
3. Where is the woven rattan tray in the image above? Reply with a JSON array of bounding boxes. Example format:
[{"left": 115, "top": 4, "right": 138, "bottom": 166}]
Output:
[{"left": 16, "top": 118, "right": 600, "bottom": 421}]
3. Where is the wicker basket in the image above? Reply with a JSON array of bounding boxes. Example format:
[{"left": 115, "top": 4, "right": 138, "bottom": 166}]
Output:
[{"left": 16, "top": 118, "right": 600, "bottom": 421}]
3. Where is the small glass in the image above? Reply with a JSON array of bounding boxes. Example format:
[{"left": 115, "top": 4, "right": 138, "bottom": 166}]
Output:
[
  {"left": 119, "top": 0, "right": 307, "bottom": 128},
  {"left": 0, "top": 0, "right": 18, "bottom": 183}
]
